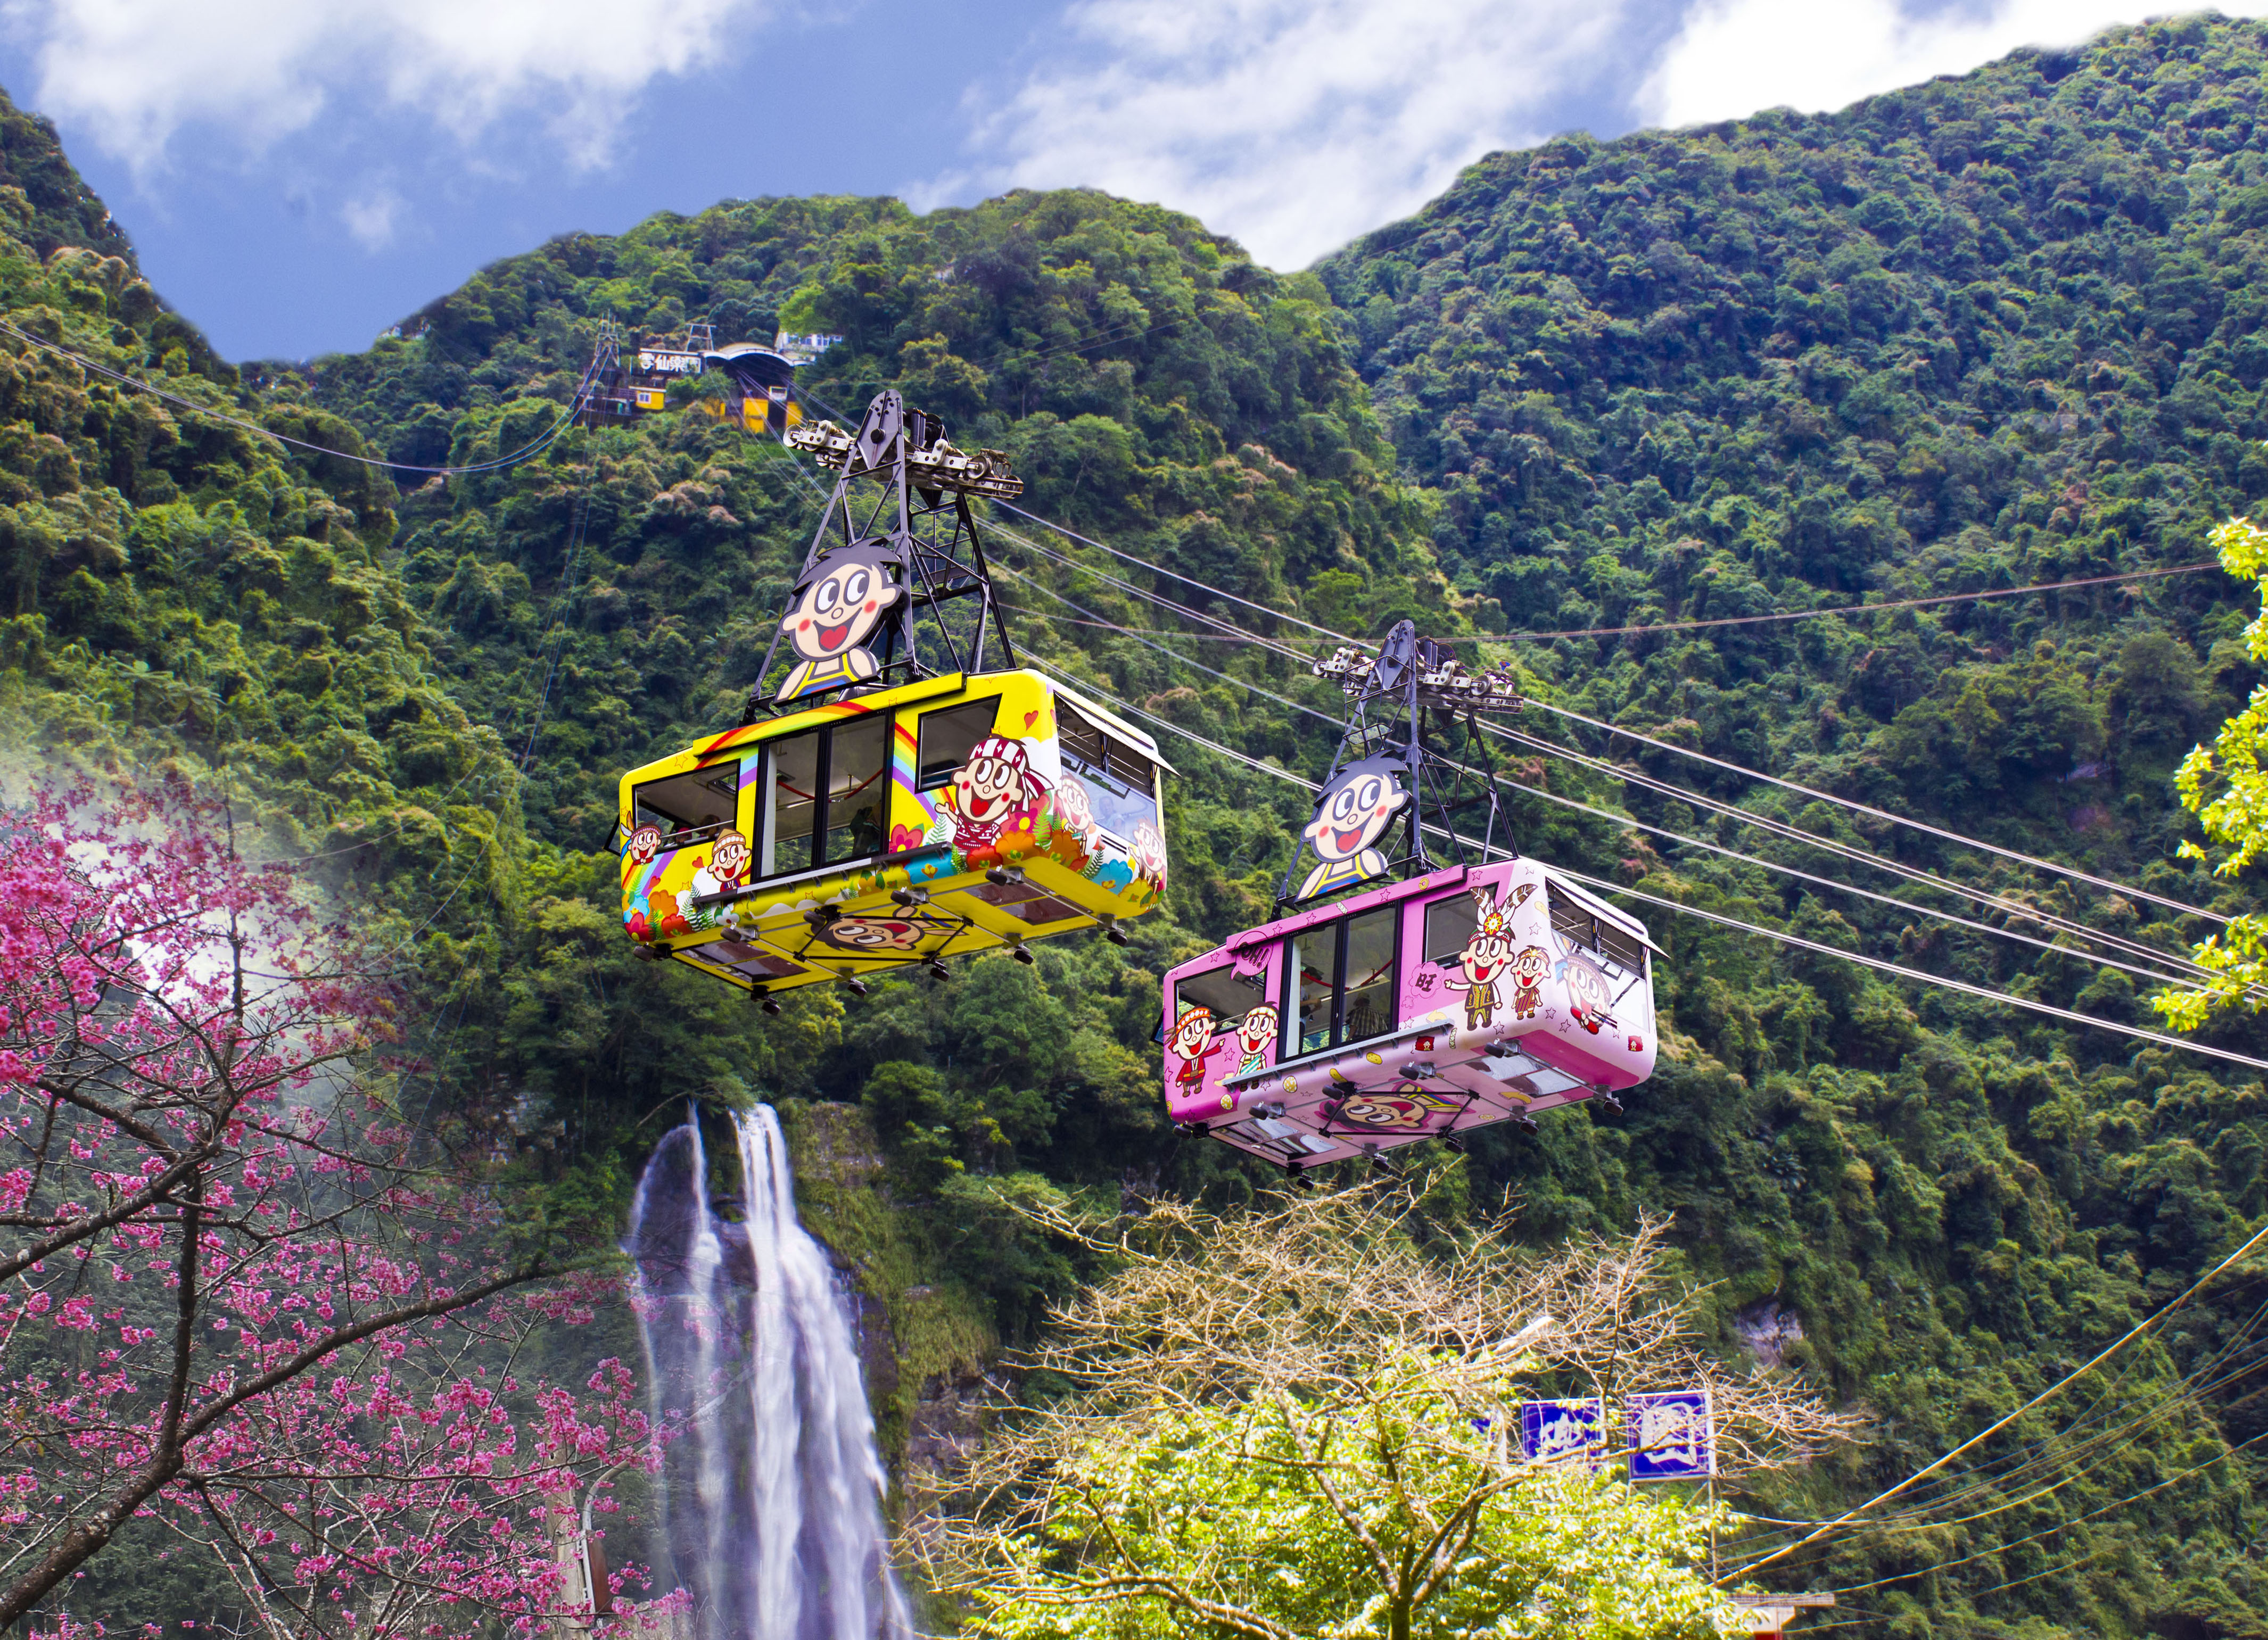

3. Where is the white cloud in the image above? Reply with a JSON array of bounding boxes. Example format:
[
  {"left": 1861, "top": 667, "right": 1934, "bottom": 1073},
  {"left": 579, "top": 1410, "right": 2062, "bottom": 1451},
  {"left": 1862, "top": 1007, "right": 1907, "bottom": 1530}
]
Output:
[
  {"left": 1641, "top": 0, "right": 2268, "bottom": 129},
  {"left": 4, "top": 0, "right": 765, "bottom": 172},
  {"left": 938, "top": 0, "right": 1634, "bottom": 271},
  {"left": 341, "top": 184, "right": 403, "bottom": 250}
]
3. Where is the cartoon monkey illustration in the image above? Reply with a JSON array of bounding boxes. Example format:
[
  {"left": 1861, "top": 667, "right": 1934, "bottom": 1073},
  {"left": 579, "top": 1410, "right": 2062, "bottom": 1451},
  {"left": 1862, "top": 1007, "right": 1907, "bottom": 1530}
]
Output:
[
  {"left": 1442, "top": 887, "right": 1515, "bottom": 1031},
  {"left": 1168, "top": 1004, "right": 1226, "bottom": 1088},
  {"left": 1296, "top": 755, "right": 1409, "bottom": 901},
  {"left": 817, "top": 915, "right": 926, "bottom": 954},
  {"left": 626, "top": 824, "right": 663, "bottom": 866},
  {"left": 775, "top": 539, "right": 904, "bottom": 703},
  {"left": 942, "top": 735, "right": 1052, "bottom": 854},
  {"left": 1510, "top": 943, "right": 1550, "bottom": 1020},
  {"left": 1334, "top": 1083, "right": 1462, "bottom": 1129},
  {"left": 1233, "top": 1003, "right": 1279, "bottom": 1076}
]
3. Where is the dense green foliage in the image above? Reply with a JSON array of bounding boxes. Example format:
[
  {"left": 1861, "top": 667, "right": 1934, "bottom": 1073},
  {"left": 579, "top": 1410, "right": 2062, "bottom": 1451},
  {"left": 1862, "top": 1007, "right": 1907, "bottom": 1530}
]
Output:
[{"left": 7, "top": 16, "right": 2268, "bottom": 1638}]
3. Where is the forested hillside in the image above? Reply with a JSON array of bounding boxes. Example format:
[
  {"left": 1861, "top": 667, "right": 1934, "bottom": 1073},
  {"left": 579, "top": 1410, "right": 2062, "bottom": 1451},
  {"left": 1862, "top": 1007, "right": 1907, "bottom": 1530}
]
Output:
[{"left": 4, "top": 13, "right": 2268, "bottom": 1638}]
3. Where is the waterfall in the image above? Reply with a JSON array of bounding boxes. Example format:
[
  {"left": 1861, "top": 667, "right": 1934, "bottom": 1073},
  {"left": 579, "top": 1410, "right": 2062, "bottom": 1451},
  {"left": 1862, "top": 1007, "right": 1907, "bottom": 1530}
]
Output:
[{"left": 626, "top": 1106, "right": 911, "bottom": 1640}]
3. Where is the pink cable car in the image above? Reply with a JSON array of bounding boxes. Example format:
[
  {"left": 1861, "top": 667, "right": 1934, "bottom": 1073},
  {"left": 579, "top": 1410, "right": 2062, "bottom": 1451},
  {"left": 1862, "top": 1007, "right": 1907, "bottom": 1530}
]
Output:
[
  {"left": 1162, "top": 622, "right": 1661, "bottom": 1171},
  {"left": 1161, "top": 857, "right": 1658, "bottom": 1169}
]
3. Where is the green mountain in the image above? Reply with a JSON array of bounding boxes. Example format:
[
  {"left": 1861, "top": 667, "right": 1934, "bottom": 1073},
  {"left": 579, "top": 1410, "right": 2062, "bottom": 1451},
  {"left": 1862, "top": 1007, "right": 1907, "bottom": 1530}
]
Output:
[{"left": 9, "top": 14, "right": 2268, "bottom": 1637}]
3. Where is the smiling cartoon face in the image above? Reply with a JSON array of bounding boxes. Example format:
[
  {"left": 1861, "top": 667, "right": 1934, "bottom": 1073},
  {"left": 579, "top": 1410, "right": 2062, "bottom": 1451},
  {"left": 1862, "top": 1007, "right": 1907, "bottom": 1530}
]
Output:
[
  {"left": 954, "top": 737, "right": 1039, "bottom": 826},
  {"left": 1132, "top": 822, "right": 1168, "bottom": 881},
  {"left": 1458, "top": 888, "right": 1515, "bottom": 982},
  {"left": 1170, "top": 1005, "right": 1215, "bottom": 1059},
  {"left": 1512, "top": 945, "right": 1551, "bottom": 984},
  {"left": 1235, "top": 1003, "right": 1279, "bottom": 1057},
  {"left": 781, "top": 542, "right": 903, "bottom": 662},
  {"left": 627, "top": 824, "right": 662, "bottom": 865},
  {"left": 818, "top": 916, "right": 924, "bottom": 953},
  {"left": 1302, "top": 756, "right": 1409, "bottom": 865},
  {"left": 1054, "top": 774, "right": 1096, "bottom": 833},
  {"left": 1337, "top": 1084, "right": 1459, "bottom": 1128},
  {"left": 708, "top": 829, "right": 750, "bottom": 886}
]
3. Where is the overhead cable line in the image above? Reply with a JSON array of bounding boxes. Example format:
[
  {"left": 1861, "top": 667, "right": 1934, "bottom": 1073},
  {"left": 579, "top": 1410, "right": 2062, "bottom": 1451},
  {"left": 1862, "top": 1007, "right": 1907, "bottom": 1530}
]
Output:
[
  {"left": 1499, "top": 767, "right": 2205, "bottom": 992},
  {"left": 988, "top": 493, "right": 2228, "bottom": 939},
  {"left": 1487, "top": 719, "right": 2221, "bottom": 984},
  {"left": 1530, "top": 699, "right": 2230, "bottom": 926},
  {"left": 999, "top": 512, "right": 2214, "bottom": 983},
  {"left": 1017, "top": 655, "right": 2268, "bottom": 1073},
  {"left": 1433, "top": 560, "right": 2222, "bottom": 644},
  {"left": 0, "top": 314, "right": 598, "bottom": 476},
  {"left": 1725, "top": 1211, "right": 2268, "bottom": 1580}
]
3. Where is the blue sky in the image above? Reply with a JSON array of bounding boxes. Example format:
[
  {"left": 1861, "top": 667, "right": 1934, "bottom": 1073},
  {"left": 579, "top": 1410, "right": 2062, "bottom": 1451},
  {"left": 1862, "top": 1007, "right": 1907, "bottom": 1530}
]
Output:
[{"left": 0, "top": 0, "right": 2244, "bottom": 363}]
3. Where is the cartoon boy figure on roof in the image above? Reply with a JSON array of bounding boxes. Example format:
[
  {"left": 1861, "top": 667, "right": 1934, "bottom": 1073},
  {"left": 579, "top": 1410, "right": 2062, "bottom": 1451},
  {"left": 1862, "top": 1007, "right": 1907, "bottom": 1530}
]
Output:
[
  {"left": 1168, "top": 1004, "right": 1226, "bottom": 1089},
  {"left": 1296, "top": 755, "right": 1409, "bottom": 901},
  {"left": 942, "top": 735, "right": 1051, "bottom": 855},
  {"left": 776, "top": 537, "right": 904, "bottom": 703}
]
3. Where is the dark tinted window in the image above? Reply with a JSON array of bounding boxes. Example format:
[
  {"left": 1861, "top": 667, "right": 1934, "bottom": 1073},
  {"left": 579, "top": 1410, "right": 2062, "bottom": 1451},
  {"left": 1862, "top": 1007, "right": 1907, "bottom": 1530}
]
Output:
[
  {"left": 635, "top": 761, "right": 740, "bottom": 839},
  {"left": 1547, "top": 890, "right": 1647, "bottom": 975},
  {"left": 1174, "top": 964, "right": 1268, "bottom": 1034},
  {"left": 1060, "top": 700, "right": 1158, "bottom": 789},
  {"left": 917, "top": 697, "right": 1000, "bottom": 788},
  {"left": 1423, "top": 893, "right": 1479, "bottom": 966},
  {"left": 759, "top": 717, "right": 891, "bottom": 879}
]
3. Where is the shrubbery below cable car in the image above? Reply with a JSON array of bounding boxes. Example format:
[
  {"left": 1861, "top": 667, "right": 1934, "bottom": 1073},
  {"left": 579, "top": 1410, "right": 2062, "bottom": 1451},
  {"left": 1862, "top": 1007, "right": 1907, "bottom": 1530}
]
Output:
[{"left": 1161, "top": 859, "right": 1657, "bottom": 1170}]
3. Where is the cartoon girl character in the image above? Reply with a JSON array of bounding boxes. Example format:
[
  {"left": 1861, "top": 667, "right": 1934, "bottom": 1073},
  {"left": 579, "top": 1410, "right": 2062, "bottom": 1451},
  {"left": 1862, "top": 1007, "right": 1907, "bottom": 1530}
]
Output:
[
  {"left": 1234, "top": 1003, "right": 1279, "bottom": 1076},
  {"left": 1510, "top": 944, "right": 1551, "bottom": 1020},
  {"left": 1554, "top": 947, "right": 1618, "bottom": 1036},
  {"left": 941, "top": 736, "right": 1052, "bottom": 854},
  {"left": 1296, "top": 756, "right": 1409, "bottom": 901},
  {"left": 626, "top": 824, "right": 663, "bottom": 865},
  {"left": 1442, "top": 888, "right": 1516, "bottom": 1031},
  {"left": 1168, "top": 1004, "right": 1226, "bottom": 1089},
  {"left": 775, "top": 539, "right": 904, "bottom": 703}
]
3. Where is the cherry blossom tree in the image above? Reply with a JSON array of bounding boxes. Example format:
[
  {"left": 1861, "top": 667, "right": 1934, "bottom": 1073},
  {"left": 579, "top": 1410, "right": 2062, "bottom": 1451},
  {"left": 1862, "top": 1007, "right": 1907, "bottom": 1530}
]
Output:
[{"left": 0, "top": 781, "right": 647, "bottom": 1638}]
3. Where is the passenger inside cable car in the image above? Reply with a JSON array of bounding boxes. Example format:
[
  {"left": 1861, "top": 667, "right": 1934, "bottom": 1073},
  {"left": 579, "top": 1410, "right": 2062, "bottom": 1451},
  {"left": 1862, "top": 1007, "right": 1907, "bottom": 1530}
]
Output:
[
  {"left": 617, "top": 671, "right": 1171, "bottom": 1003},
  {"left": 1159, "top": 857, "right": 1657, "bottom": 1169}
]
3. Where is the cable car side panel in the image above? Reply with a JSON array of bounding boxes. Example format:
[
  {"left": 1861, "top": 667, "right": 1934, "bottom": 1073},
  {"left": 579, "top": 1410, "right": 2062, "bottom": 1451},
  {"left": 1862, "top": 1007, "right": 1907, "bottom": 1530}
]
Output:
[{"left": 1162, "top": 858, "right": 1658, "bottom": 1166}]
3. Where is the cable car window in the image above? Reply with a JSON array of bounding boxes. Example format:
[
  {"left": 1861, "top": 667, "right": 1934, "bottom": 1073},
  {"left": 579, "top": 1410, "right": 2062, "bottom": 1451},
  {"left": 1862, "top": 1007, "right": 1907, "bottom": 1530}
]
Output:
[
  {"left": 634, "top": 761, "right": 741, "bottom": 843},
  {"left": 766, "top": 734, "right": 819, "bottom": 877},
  {"left": 825, "top": 715, "right": 890, "bottom": 862},
  {"left": 1286, "top": 908, "right": 1400, "bottom": 1056},
  {"left": 1060, "top": 701, "right": 1158, "bottom": 789},
  {"left": 1290, "top": 924, "right": 1340, "bottom": 1055},
  {"left": 1340, "top": 908, "right": 1398, "bottom": 1044},
  {"left": 1423, "top": 893, "right": 1480, "bottom": 966},
  {"left": 759, "top": 716, "right": 892, "bottom": 880},
  {"left": 917, "top": 698, "right": 1000, "bottom": 788},
  {"left": 1173, "top": 965, "right": 1267, "bottom": 1036},
  {"left": 1546, "top": 890, "right": 1647, "bottom": 975}
]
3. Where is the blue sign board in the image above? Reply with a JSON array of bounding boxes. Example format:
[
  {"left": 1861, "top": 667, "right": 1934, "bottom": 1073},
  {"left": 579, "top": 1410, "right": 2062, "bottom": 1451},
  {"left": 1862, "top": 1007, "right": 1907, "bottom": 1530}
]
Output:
[
  {"left": 1627, "top": 1390, "right": 1713, "bottom": 1480},
  {"left": 1518, "top": 1397, "right": 1605, "bottom": 1466}
]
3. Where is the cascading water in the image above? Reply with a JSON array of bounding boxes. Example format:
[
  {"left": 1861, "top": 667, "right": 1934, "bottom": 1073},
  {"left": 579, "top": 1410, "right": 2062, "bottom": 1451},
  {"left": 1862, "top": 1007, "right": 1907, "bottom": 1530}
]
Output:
[{"left": 626, "top": 1106, "right": 911, "bottom": 1640}]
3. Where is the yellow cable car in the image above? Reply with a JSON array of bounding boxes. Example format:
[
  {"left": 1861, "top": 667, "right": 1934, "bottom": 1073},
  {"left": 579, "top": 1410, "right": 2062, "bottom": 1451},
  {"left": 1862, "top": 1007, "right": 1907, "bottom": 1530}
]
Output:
[
  {"left": 614, "top": 387, "right": 1172, "bottom": 1005},
  {"left": 616, "top": 669, "right": 1169, "bottom": 999}
]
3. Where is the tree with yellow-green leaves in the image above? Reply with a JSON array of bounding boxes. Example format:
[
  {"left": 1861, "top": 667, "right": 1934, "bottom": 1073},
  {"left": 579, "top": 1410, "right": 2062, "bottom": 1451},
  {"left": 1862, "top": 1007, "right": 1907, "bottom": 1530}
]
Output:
[
  {"left": 2155, "top": 513, "right": 2268, "bottom": 1030},
  {"left": 909, "top": 1187, "right": 1851, "bottom": 1640}
]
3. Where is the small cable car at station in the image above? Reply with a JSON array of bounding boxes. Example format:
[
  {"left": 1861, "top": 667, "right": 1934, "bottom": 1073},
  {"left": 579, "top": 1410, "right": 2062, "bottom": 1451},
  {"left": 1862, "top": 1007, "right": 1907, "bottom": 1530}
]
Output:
[
  {"left": 1162, "top": 627, "right": 1660, "bottom": 1170},
  {"left": 577, "top": 320, "right": 805, "bottom": 437},
  {"left": 615, "top": 391, "right": 1171, "bottom": 1005}
]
